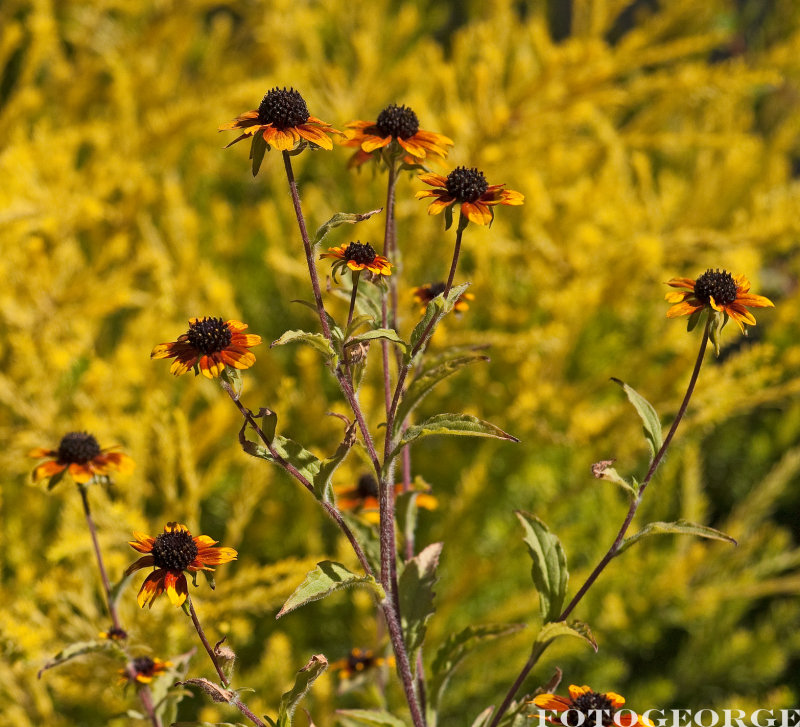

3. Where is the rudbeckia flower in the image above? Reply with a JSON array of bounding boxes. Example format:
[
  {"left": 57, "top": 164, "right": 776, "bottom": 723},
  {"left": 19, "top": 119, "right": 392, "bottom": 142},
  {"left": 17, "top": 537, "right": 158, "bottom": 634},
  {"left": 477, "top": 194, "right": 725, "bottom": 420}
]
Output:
[
  {"left": 412, "top": 282, "right": 475, "bottom": 314},
  {"left": 335, "top": 474, "right": 437, "bottom": 524},
  {"left": 342, "top": 103, "right": 453, "bottom": 168},
  {"left": 416, "top": 166, "right": 524, "bottom": 226},
  {"left": 99, "top": 626, "right": 128, "bottom": 641},
  {"left": 320, "top": 241, "right": 392, "bottom": 282},
  {"left": 29, "top": 432, "right": 134, "bottom": 486},
  {"left": 151, "top": 317, "right": 261, "bottom": 379},
  {"left": 329, "top": 648, "right": 395, "bottom": 679},
  {"left": 532, "top": 684, "right": 651, "bottom": 727},
  {"left": 126, "top": 522, "right": 237, "bottom": 608},
  {"left": 665, "top": 269, "right": 774, "bottom": 333},
  {"left": 219, "top": 86, "right": 340, "bottom": 152},
  {"left": 120, "top": 656, "right": 172, "bottom": 684}
]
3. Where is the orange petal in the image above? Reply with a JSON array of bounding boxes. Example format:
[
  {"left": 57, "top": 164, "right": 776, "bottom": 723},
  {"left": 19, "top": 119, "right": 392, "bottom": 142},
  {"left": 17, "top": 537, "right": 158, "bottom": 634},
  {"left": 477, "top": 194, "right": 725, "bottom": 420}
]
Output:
[
  {"left": 130, "top": 532, "right": 155, "bottom": 552},
  {"left": 427, "top": 198, "right": 455, "bottom": 216},
  {"left": 32, "top": 461, "right": 67, "bottom": 482},
  {"left": 164, "top": 572, "right": 188, "bottom": 607},
  {"left": 604, "top": 692, "right": 626, "bottom": 709},
  {"left": 68, "top": 463, "right": 94, "bottom": 483},
  {"left": 125, "top": 555, "right": 155, "bottom": 576},
  {"left": 568, "top": 685, "right": 592, "bottom": 700},
  {"left": 664, "top": 291, "right": 691, "bottom": 303},
  {"left": 532, "top": 693, "right": 572, "bottom": 712},
  {"left": 666, "top": 278, "right": 696, "bottom": 290},
  {"left": 151, "top": 342, "right": 177, "bottom": 359},
  {"left": 733, "top": 273, "right": 750, "bottom": 292},
  {"left": 28, "top": 447, "right": 57, "bottom": 458},
  {"left": 265, "top": 127, "right": 299, "bottom": 151},
  {"left": 418, "top": 172, "right": 447, "bottom": 187},
  {"left": 461, "top": 201, "right": 493, "bottom": 225},
  {"left": 103, "top": 452, "right": 136, "bottom": 474},
  {"left": 137, "top": 570, "right": 166, "bottom": 608},
  {"left": 197, "top": 546, "right": 238, "bottom": 566},
  {"left": 737, "top": 293, "right": 774, "bottom": 308},
  {"left": 500, "top": 189, "right": 525, "bottom": 205},
  {"left": 361, "top": 135, "right": 391, "bottom": 153},
  {"left": 398, "top": 137, "right": 427, "bottom": 158},
  {"left": 297, "top": 124, "right": 334, "bottom": 150},
  {"left": 232, "top": 333, "right": 262, "bottom": 347},
  {"left": 666, "top": 301, "right": 704, "bottom": 318}
]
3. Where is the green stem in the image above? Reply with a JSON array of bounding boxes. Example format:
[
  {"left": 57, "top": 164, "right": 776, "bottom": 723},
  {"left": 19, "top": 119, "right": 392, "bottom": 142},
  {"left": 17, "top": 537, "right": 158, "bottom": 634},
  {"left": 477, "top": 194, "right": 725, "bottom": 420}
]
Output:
[{"left": 186, "top": 596, "right": 229, "bottom": 686}]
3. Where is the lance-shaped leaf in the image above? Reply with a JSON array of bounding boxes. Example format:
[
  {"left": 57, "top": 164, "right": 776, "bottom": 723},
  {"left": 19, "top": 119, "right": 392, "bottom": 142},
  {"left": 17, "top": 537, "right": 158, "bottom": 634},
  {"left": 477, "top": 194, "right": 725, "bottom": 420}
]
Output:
[
  {"left": 341, "top": 513, "right": 381, "bottom": 575},
  {"left": 611, "top": 378, "right": 662, "bottom": 461},
  {"left": 277, "top": 655, "right": 328, "bottom": 727},
  {"left": 38, "top": 639, "right": 121, "bottom": 678},
  {"left": 313, "top": 421, "right": 356, "bottom": 502},
  {"left": 393, "top": 351, "right": 490, "bottom": 436},
  {"left": 345, "top": 328, "right": 408, "bottom": 351},
  {"left": 398, "top": 542, "right": 442, "bottom": 668},
  {"left": 533, "top": 621, "right": 597, "bottom": 652},
  {"left": 390, "top": 414, "right": 518, "bottom": 462},
  {"left": 516, "top": 511, "right": 568, "bottom": 623},
  {"left": 312, "top": 209, "right": 383, "bottom": 247},
  {"left": 429, "top": 623, "right": 525, "bottom": 711},
  {"left": 250, "top": 131, "right": 267, "bottom": 176},
  {"left": 406, "top": 283, "right": 471, "bottom": 363},
  {"left": 617, "top": 519, "right": 737, "bottom": 555},
  {"left": 336, "top": 709, "right": 408, "bottom": 727},
  {"left": 272, "top": 330, "right": 337, "bottom": 361},
  {"left": 278, "top": 561, "right": 385, "bottom": 618}
]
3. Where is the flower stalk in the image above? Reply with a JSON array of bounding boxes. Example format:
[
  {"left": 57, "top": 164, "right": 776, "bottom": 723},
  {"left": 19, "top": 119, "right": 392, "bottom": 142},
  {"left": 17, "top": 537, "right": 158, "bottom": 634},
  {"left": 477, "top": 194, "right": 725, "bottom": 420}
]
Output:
[{"left": 185, "top": 596, "right": 229, "bottom": 686}]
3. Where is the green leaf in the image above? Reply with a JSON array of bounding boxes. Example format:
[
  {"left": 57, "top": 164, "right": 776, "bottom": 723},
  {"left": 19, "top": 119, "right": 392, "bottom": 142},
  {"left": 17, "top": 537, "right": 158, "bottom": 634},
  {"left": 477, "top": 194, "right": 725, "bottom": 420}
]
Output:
[
  {"left": 277, "top": 654, "right": 328, "bottom": 727},
  {"left": 393, "top": 351, "right": 490, "bottom": 436},
  {"left": 278, "top": 561, "right": 385, "bottom": 618},
  {"left": 533, "top": 621, "right": 597, "bottom": 652},
  {"left": 250, "top": 132, "right": 267, "bottom": 176},
  {"left": 429, "top": 623, "right": 525, "bottom": 711},
  {"left": 312, "top": 209, "right": 383, "bottom": 247},
  {"left": 38, "top": 639, "right": 120, "bottom": 678},
  {"left": 617, "top": 519, "right": 738, "bottom": 555},
  {"left": 336, "top": 709, "right": 408, "bottom": 727},
  {"left": 291, "top": 299, "right": 339, "bottom": 334},
  {"left": 390, "top": 414, "right": 518, "bottom": 462},
  {"left": 346, "top": 328, "right": 408, "bottom": 350},
  {"left": 406, "top": 283, "right": 471, "bottom": 363},
  {"left": 340, "top": 513, "right": 381, "bottom": 575},
  {"left": 611, "top": 378, "right": 663, "bottom": 461},
  {"left": 516, "top": 511, "right": 568, "bottom": 623},
  {"left": 314, "top": 421, "right": 356, "bottom": 502},
  {"left": 272, "top": 330, "right": 337, "bottom": 361},
  {"left": 398, "top": 542, "right": 442, "bottom": 668}
]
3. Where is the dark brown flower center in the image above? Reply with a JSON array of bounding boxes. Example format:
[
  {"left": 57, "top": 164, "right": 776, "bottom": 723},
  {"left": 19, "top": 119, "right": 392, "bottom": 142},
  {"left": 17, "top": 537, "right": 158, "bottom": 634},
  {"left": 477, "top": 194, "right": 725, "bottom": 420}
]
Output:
[
  {"left": 151, "top": 529, "right": 198, "bottom": 571},
  {"left": 446, "top": 166, "right": 489, "bottom": 202},
  {"left": 566, "top": 692, "right": 615, "bottom": 727},
  {"left": 132, "top": 656, "right": 155, "bottom": 676},
  {"left": 375, "top": 104, "right": 419, "bottom": 139},
  {"left": 427, "top": 282, "right": 447, "bottom": 298},
  {"left": 257, "top": 87, "right": 310, "bottom": 128},
  {"left": 186, "top": 317, "right": 232, "bottom": 355},
  {"left": 694, "top": 269, "right": 737, "bottom": 306},
  {"left": 57, "top": 432, "right": 101, "bottom": 464},
  {"left": 104, "top": 627, "right": 128, "bottom": 641},
  {"left": 356, "top": 474, "right": 379, "bottom": 498},
  {"left": 344, "top": 242, "right": 377, "bottom": 265}
]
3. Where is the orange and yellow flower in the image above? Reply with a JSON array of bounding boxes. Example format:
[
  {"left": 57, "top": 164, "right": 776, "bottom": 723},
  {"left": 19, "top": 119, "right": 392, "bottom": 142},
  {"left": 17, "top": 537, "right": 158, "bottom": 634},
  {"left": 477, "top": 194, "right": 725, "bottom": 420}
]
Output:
[
  {"left": 330, "top": 648, "right": 395, "bottom": 679},
  {"left": 151, "top": 317, "right": 261, "bottom": 379},
  {"left": 335, "top": 474, "right": 437, "bottom": 524},
  {"left": 99, "top": 626, "right": 128, "bottom": 641},
  {"left": 416, "top": 166, "right": 524, "bottom": 226},
  {"left": 29, "top": 432, "right": 134, "bottom": 486},
  {"left": 665, "top": 269, "right": 774, "bottom": 333},
  {"left": 342, "top": 104, "right": 453, "bottom": 168},
  {"left": 532, "top": 685, "right": 651, "bottom": 727},
  {"left": 120, "top": 656, "right": 172, "bottom": 684},
  {"left": 126, "top": 522, "right": 237, "bottom": 608},
  {"left": 219, "top": 86, "right": 340, "bottom": 152},
  {"left": 412, "top": 282, "right": 475, "bottom": 314},
  {"left": 320, "top": 242, "right": 392, "bottom": 282}
]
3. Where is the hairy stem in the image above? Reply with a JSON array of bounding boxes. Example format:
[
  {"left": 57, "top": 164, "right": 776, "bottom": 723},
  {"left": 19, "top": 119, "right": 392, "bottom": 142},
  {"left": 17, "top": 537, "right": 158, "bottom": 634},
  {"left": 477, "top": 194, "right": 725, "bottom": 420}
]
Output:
[
  {"left": 186, "top": 596, "right": 229, "bottom": 686},
  {"left": 347, "top": 271, "right": 361, "bottom": 329},
  {"left": 136, "top": 684, "right": 164, "bottom": 727},
  {"left": 488, "top": 320, "right": 710, "bottom": 727}
]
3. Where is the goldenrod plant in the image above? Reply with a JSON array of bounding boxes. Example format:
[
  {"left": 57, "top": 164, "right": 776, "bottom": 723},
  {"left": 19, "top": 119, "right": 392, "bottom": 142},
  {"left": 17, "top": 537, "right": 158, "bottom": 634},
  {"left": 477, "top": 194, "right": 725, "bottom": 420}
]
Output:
[{"left": 3, "top": 1, "right": 800, "bottom": 725}]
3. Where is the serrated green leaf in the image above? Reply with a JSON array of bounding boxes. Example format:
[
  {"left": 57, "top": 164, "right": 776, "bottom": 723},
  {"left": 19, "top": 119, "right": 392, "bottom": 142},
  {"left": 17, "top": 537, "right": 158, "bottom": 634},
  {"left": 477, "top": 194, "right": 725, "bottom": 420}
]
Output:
[
  {"left": 38, "top": 639, "right": 120, "bottom": 678},
  {"left": 393, "top": 352, "right": 490, "bottom": 436},
  {"left": 312, "top": 209, "right": 383, "bottom": 247},
  {"left": 277, "top": 654, "right": 328, "bottom": 727},
  {"left": 398, "top": 542, "right": 442, "bottom": 669},
  {"left": 390, "top": 414, "right": 518, "bottom": 462},
  {"left": 429, "top": 623, "right": 525, "bottom": 711},
  {"left": 533, "top": 621, "right": 597, "bottom": 652},
  {"left": 250, "top": 132, "right": 267, "bottom": 176},
  {"left": 336, "top": 709, "right": 408, "bottom": 727},
  {"left": 272, "top": 330, "right": 337, "bottom": 360},
  {"left": 617, "top": 519, "right": 737, "bottom": 555},
  {"left": 346, "top": 328, "right": 407, "bottom": 350},
  {"left": 406, "top": 283, "right": 471, "bottom": 363},
  {"left": 611, "top": 378, "right": 663, "bottom": 461},
  {"left": 278, "top": 561, "right": 385, "bottom": 618},
  {"left": 516, "top": 511, "right": 568, "bottom": 623}
]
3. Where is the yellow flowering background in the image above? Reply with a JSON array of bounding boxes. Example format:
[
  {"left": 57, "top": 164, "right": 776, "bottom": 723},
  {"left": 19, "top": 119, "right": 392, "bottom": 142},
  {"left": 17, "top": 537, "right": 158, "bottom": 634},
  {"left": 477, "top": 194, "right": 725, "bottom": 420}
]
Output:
[{"left": 2, "top": 0, "right": 800, "bottom": 723}]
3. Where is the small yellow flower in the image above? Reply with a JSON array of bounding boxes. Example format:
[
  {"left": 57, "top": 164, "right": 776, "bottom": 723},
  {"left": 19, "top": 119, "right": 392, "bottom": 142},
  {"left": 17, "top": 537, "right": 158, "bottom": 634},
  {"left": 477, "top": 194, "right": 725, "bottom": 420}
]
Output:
[
  {"left": 416, "top": 166, "right": 523, "bottom": 226},
  {"left": 342, "top": 104, "right": 453, "bottom": 168},
  {"left": 126, "top": 522, "right": 237, "bottom": 608},
  {"left": 532, "top": 685, "right": 651, "bottom": 727},
  {"left": 29, "top": 432, "right": 134, "bottom": 486},
  {"left": 120, "top": 656, "right": 172, "bottom": 684},
  {"left": 151, "top": 317, "right": 261, "bottom": 379},
  {"left": 412, "top": 282, "right": 474, "bottom": 314},
  {"left": 219, "top": 86, "right": 340, "bottom": 152},
  {"left": 320, "top": 242, "right": 392, "bottom": 282},
  {"left": 666, "top": 269, "right": 774, "bottom": 333},
  {"left": 329, "top": 648, "right": 395, "bottom": 679},
  {"left": 99, "top": 626, "right": 128, "bottom": 641}
]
